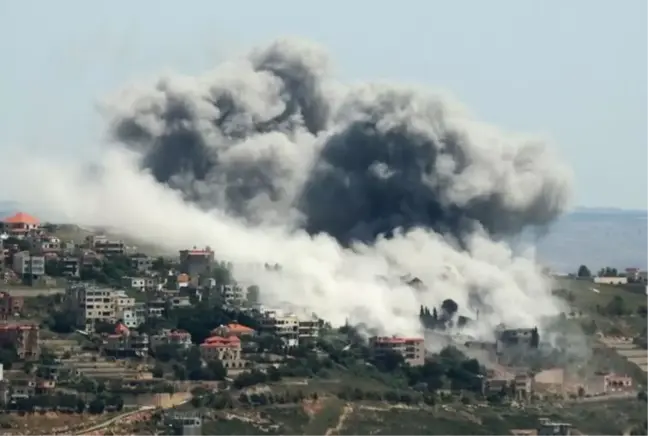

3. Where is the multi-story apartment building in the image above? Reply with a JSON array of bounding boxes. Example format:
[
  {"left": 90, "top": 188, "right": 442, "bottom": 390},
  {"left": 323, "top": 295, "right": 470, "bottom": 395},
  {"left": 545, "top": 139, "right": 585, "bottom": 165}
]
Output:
[
  {"left": 297, "top": 315, "right": 322, "bottom": 343},
  {"left": 220, "top": 285, "right": 248, "bottom": 308},
  {"left": 62, "top": 257, "right": 80, "bottom": 278},
  {"left": 67, "top": 284, "right": 117, "bottom": 331},
  {"left": 130, "top": 254, "right": 153, "bottom": 273},
  {"left": 259, "top": 310, "right": 299, "bottom": 347},
  {"left": 104, "top": 323, "right": 149, "bottom": 357},
  {"left": 113, "top": 290, "right": 135, "bottom": 311},
  {"left": 199, "top": 335, "right": 244, "bottom": 369},
  {"left": 0, "top": 212, "right": 40, "bottom": 237},
  {"left": 12, "top": 251, "right": 45, "bottom": 279},
  {"left": 150, "top": 329, "right": 193, "bottom": 352},
  {"left": 122, "top": 276, "right": 158, "bottom": 292},
  {"left": 368, "top": 336, "right": 425, "bottom": 367},
  {"left": 86, "top": 235, "right": 125, "bottom": 257},
  {"left": 0, "top": 293, "right": 23, "bottom": 320},
  {"left": 119, "top": 302, "right": 147, "bottom": 329},
  {"left": 258, "top": 309, "right": 320, "bottom": 346},
  {"left": 179, "top": 247, "right": 214, "bottom": 279},
  {"left": 0, "top": 324, "right": 39, "bottom": 359}
]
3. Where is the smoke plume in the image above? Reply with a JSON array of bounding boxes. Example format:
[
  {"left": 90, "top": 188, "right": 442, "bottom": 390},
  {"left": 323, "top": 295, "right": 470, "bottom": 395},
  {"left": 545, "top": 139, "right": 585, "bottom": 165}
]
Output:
[{"left": 4, "top": 38, "right": 573, "bottom": 340}]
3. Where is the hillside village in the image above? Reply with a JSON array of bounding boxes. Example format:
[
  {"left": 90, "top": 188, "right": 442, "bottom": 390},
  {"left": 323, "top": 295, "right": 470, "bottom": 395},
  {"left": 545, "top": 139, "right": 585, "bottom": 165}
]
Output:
[{"left": 0, "top": 212, "right": 645, "bottom": 435}]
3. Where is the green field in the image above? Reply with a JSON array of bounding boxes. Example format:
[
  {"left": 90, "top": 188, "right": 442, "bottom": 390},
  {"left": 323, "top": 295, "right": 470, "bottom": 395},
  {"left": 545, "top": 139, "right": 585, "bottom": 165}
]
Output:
[
  {"left": 198, "top": 397, "right": 647, "bottom": 435},
  {"left": 553, "top": 277, "right": 646, "bottom": 310}
]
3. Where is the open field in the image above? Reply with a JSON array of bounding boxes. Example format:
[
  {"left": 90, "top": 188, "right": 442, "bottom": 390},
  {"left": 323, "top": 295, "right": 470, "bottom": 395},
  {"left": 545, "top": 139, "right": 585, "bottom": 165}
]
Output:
[
  {"left": 197, "top": 397, "right": 647, "bottom": 435},
  {"left": 553, "top": 277, "right": 646, "bottom": 310}
]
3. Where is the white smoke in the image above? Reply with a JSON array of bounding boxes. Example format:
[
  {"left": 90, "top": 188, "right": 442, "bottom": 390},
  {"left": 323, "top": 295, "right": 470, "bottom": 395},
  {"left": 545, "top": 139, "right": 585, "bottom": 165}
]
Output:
[{"left": 1, "top": 38, "right": 573, "bottom": 344}]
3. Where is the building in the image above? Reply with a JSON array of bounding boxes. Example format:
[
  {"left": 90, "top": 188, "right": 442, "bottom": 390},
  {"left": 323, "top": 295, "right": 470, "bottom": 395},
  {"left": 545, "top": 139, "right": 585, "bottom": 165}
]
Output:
[
  {"left": 0, "top": 212, "right": 40, "bottom": 236},
  {"left": 0, "top": 292, "right": 23, "bottom": 320},
  {"left": 131, "top": 254, "right": 153, "bottom": 273},
  {"left": 118, "top": 302, "right": 147, "bottom": 329},
  {"left": 62, "top": 257, "right": 80, "bottom": 278},
  {"left": 259, "top": 310, "right": 299, "bottom": 347},
  {"left": 0, "top": 324, "right": 39, "bottom": 359},
  {"left": 67, "top": 284, "right": 117, "bottom": 331},
  {"left": 538, "top": 418, "right": 572, "bottom": 435},
  {"left": 298, "top": 315, "right": 321, "bottom": 343},
  {"left": 514, "top": 374, "right": 533, "bottom": 400},
  {"left": 113, "top": 290, "right": 135, "bottom": 311},
  {"left": 496, "top": 327, "right": 538, "bottom": 353},
  {"left": 368, "top": 336, "right": 425, "bottom": 367},
  {"left": 122, "top": 276, "right": 158, "bottom": 292},
  {"left": 169, "top": 295, "right": 192, "bottom": 309},
  {"left": 150, "top": 329, "right": 193, "bottom": 352},
  {"left": 212, "top": 323, "right": 256, "bottom": 338},
  {"left": 593, "top": 276, "right": 628, "bottom": 285},
  {"left": 587, "top": 372, "right": 633, "bottom": 395},
  {"left": 88, "top": 235, "right": 125, "bottom": 256},
  {"left": 199, "top": 335, "right": 244, "bottom": 369},
  {"left": 165, "top": 412, "right": 202, "bottom": 436},
  {"left": 12, "top": 251, "right": 45, "bottom": 279},
  {"left": 220, "top": 285, "right": 248, "bottom": 308},
  {"left": 104, "top": 323, "right": 149, "bottom": 357},
  {"left": 179, "top": 247, "right": 214, "bottom": 279}
]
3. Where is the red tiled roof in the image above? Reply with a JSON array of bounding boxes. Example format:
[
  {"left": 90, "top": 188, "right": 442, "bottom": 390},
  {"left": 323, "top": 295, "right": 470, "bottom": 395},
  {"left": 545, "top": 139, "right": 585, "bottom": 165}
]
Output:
[
  {"left": 201, "top": 335, "right": 240, "bottom": 347},
  {"left": 115, "top": 323, "right": 129, "bottom": 335},
  {"left": 2, "top": 212, "right": 39, "bottom": 225},
  {"left": 227, "top": 323, "right": 254, "bottom": 333}
]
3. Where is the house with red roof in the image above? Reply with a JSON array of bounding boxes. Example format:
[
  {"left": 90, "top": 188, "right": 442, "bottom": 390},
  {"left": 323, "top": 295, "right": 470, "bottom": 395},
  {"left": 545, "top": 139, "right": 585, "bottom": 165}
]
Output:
[
  {"left": 1, "top": 212, "right": 40, "bottom": 236},
  {"left": 150, "top": 329, "right": 193, "bottom": 352},
  {"left": 104, "top": 322, "right": 149, "bottom": 357},
  {"left": 199, "top": 334, "right": 245, "bottom": 370},
  {"left": 211, "top": 323, "right": 256, "bottom": 338}
]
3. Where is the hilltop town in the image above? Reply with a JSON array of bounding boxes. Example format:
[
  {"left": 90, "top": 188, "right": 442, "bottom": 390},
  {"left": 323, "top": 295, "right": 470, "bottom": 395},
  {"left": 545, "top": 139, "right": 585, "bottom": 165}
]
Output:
[{"left": 0, "top": 212, "right": 645, "bottom": 435}]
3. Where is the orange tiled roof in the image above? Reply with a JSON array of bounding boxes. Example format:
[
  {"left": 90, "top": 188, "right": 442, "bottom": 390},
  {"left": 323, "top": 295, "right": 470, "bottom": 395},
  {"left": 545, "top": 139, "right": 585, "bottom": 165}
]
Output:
[
  {"left": 227, "top": 323, "right": 254, "bottom": 333},
  {"left": 201, "top": 335, "right": 240, "bottom": 347},
  {"left": 2, "top": 212, "right": 39, "bottom": 225}
]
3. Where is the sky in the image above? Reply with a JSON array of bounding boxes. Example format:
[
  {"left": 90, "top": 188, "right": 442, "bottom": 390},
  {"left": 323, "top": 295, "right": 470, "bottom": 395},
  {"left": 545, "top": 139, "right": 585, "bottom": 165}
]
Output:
[{"left": 0, "top": 0, "right": 646, "bottom": 210}]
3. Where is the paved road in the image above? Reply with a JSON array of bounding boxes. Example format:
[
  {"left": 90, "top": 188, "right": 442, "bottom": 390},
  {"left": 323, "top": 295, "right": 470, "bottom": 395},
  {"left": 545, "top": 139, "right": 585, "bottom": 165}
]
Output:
[{"left": 73, "top": 406, "right": 155, "bottom": 435}]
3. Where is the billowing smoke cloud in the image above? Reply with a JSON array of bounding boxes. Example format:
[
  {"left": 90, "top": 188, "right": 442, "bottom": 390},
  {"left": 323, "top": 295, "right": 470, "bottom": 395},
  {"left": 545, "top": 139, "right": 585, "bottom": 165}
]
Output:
[
  {"left": 4, "top": 38, "right": 573, "bottom": 341},
  {"left": 108, "top": 39, "right": 570, "bottom": 245}
]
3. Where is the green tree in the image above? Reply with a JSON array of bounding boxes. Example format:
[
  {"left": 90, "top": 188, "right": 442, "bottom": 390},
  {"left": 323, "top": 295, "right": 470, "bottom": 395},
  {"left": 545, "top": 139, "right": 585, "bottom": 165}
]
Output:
[
  {"left": 152, "top": 365, "right": 164, "bottom": 378},
  {"left": 605, "top": 295, "right": 626, "bottom": 316},
  {"left": 577, "top": 265, "right": 591, "bottom": 277}
]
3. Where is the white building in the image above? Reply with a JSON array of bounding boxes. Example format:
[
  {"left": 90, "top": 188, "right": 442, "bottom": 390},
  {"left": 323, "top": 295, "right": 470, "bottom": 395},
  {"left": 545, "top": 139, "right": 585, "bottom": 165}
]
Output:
[
  {"left": 118, "top": 302, "right": 147, "bottom": 329},
  {"left": 12, "top": 251, "right": 45, "bottom": 277},
  {"left": 220, "top": 285, "right": 248, "bottom": 308},
  {"left": 259, "top": 309, "right": 321, "bottom": 347},
  {"left": 67, "top": 285, "right": 117, "bottom": 331},
  {"left": 594, "top": 276, "right": 628, "bottom": 285}
]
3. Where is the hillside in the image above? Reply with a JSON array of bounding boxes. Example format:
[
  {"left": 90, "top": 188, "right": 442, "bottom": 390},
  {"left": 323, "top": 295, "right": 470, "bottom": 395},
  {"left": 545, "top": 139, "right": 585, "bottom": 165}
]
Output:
[{"left": 151, "top": 392, "right": 647, "bottom": 435}]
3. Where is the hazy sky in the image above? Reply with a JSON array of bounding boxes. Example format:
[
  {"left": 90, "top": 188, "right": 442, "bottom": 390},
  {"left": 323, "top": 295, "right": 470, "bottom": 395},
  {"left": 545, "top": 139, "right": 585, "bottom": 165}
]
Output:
[{"left": 1, "top": 0, "right": 645, "bottom": 210}]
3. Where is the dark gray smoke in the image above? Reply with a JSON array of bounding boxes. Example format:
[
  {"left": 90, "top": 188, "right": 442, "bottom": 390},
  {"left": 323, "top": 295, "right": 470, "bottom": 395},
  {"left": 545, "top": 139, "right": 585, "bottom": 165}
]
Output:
[{"left": 107, "top": 38, "right": 571, "bottom": 245}]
